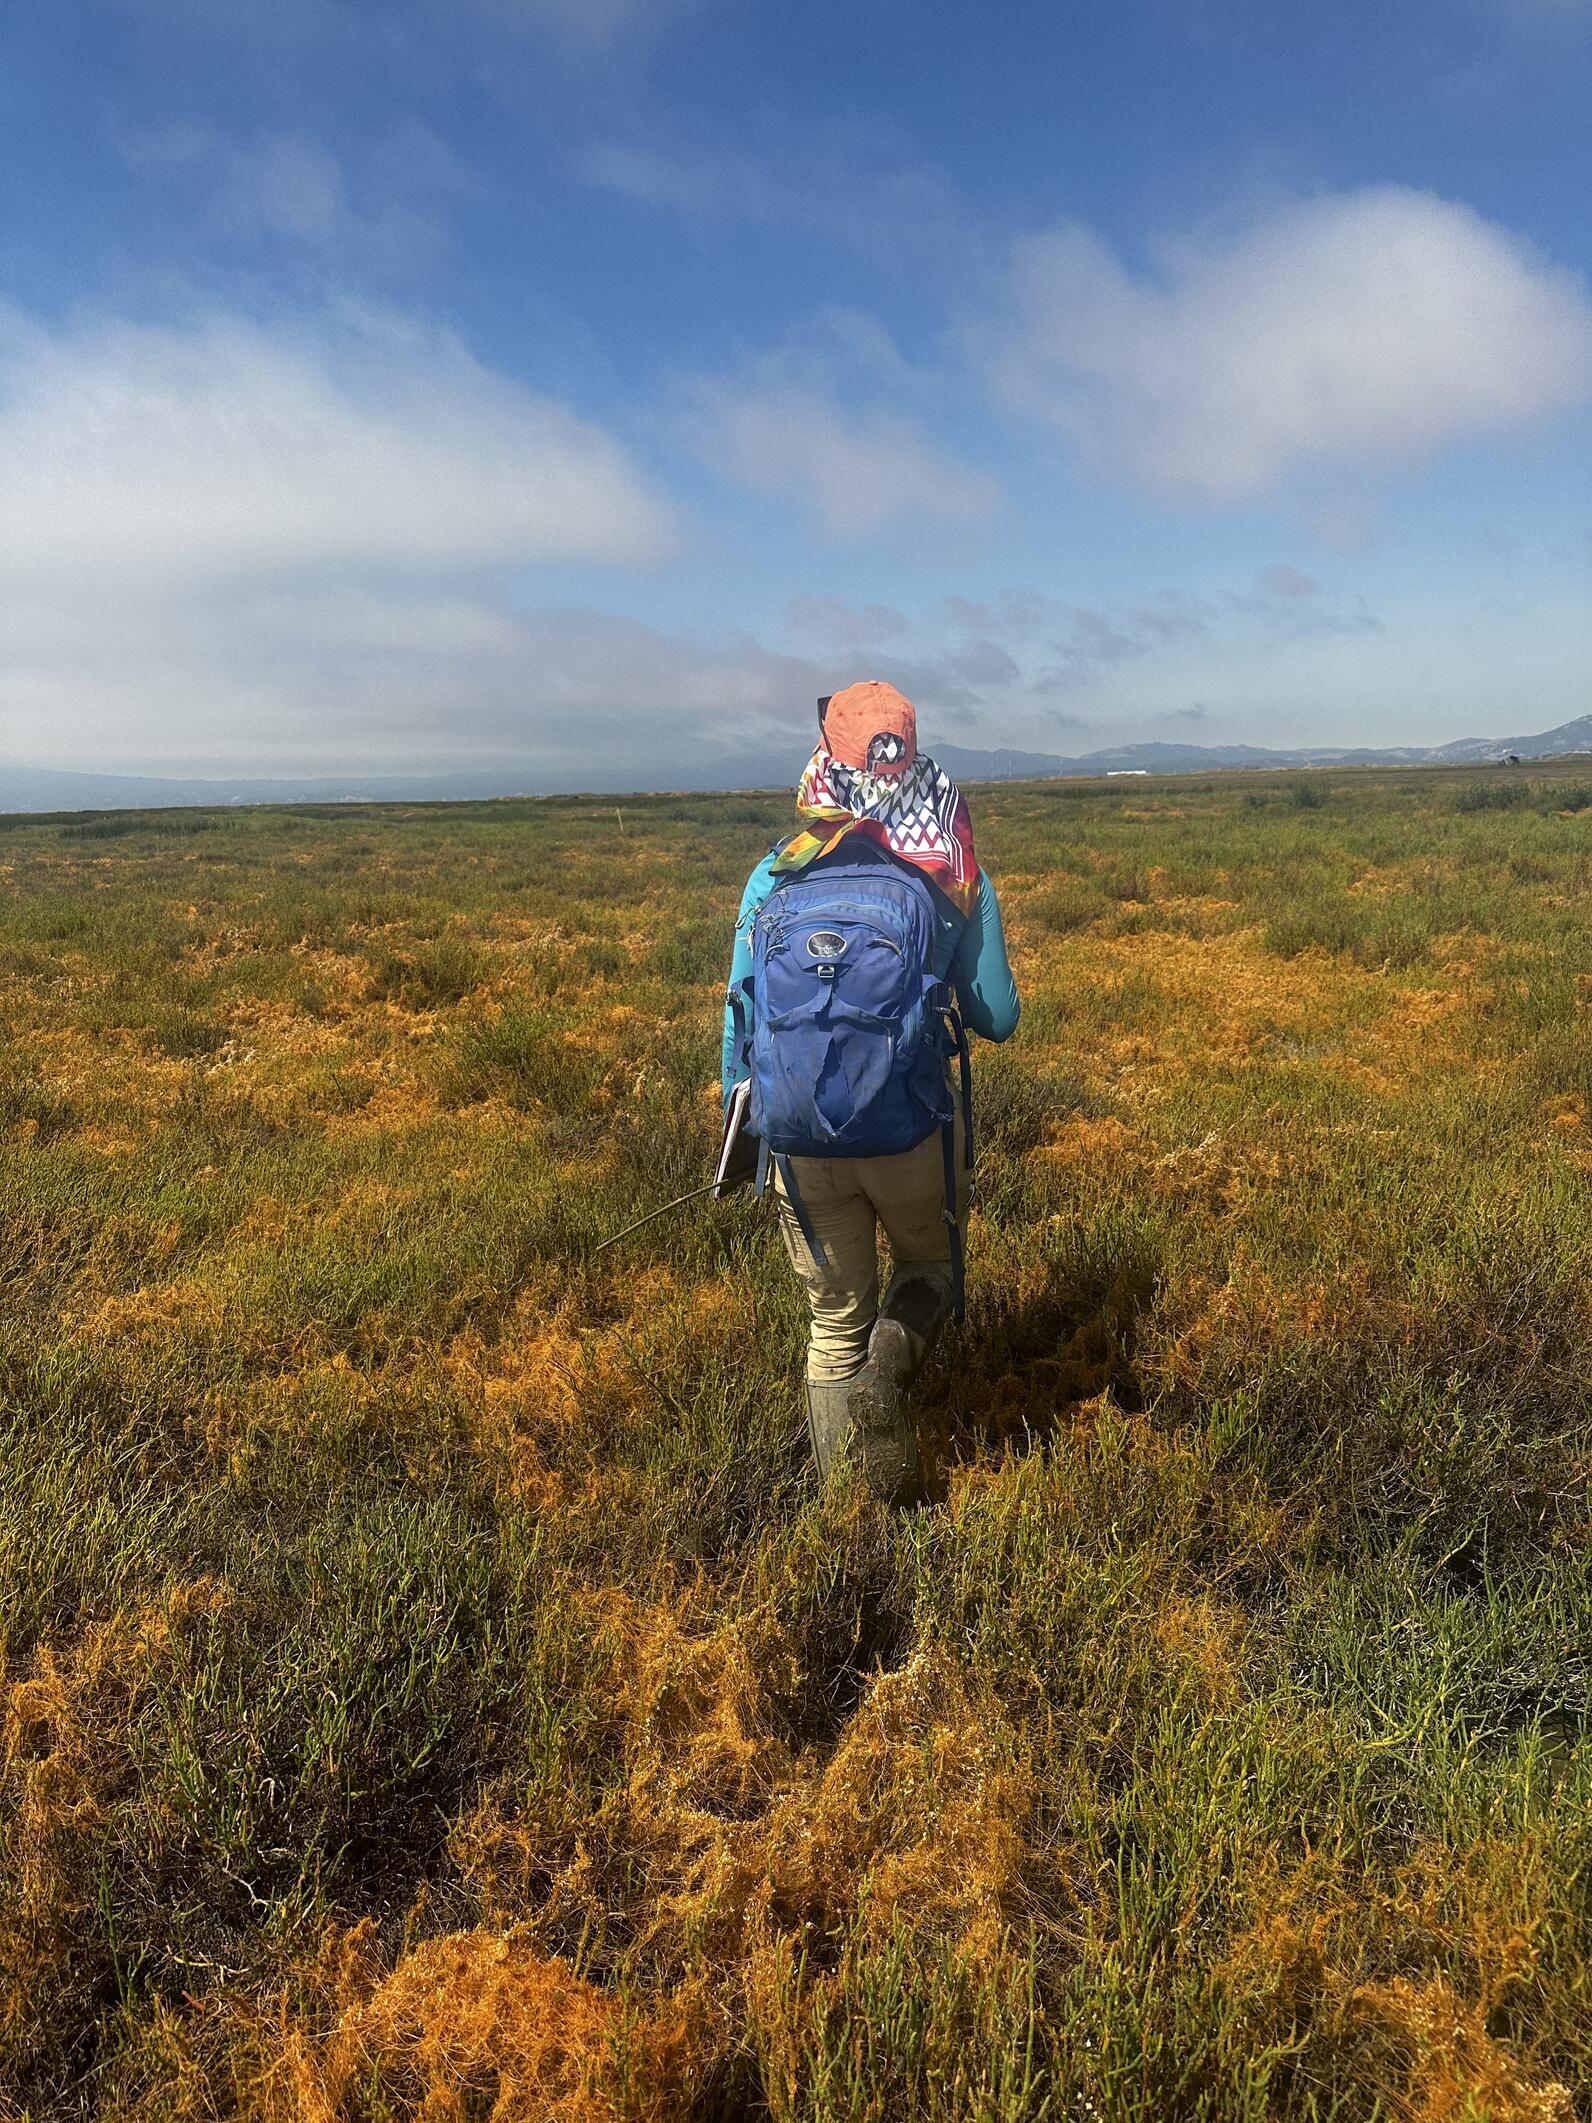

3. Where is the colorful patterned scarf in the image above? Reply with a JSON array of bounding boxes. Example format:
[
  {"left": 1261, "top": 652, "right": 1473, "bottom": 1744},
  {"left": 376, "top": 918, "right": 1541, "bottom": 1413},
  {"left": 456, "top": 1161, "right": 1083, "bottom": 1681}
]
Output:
[{"left": 771, "top": 746, "right": 980, "bottom": 916}]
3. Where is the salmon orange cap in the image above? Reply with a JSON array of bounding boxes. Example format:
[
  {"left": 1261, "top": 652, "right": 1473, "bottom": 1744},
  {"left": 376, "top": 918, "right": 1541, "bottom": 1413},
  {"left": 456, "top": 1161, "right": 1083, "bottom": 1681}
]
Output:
[{"left": 822, "top": 680, "right": 918, "bottom": 775}]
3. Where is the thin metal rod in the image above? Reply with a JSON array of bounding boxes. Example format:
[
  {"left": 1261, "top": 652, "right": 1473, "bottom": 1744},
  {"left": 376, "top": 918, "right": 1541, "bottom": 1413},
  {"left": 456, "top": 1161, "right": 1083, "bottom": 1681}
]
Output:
[{"left": 591, "top": 1179, "right": 734, "bottom": 1253}]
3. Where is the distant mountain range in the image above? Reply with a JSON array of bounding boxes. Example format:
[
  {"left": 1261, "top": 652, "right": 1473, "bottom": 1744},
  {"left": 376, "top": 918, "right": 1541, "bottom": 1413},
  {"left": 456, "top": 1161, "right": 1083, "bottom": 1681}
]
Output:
[
  {"left": 4, "top": 714, "right": 1590, "bottom": 815},
  {"left": 935, "top": 711, "right": 1592, "bottom": 781}
]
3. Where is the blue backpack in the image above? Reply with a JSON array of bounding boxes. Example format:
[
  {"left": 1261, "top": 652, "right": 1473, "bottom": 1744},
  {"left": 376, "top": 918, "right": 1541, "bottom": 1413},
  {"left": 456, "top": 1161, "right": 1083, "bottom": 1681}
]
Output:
[{"left": 729, "top": 853, "right": 973, "bottom": 1309}]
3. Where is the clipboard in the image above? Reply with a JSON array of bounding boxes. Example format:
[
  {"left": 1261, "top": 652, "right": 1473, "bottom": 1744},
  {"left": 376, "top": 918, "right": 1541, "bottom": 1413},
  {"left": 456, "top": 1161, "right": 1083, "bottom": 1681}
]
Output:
[{"left": 713, "top": 1079, "right": 760, "bottom": 1197}]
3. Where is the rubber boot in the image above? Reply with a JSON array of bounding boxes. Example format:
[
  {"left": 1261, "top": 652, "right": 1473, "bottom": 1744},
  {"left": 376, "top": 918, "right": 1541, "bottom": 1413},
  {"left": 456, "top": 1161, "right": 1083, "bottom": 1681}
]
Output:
[
  {"left": 804, "top": 1365, "right": 925, "bottom": 1507},
  {"left": 868, "top": 1264, "right": 955, "bottom": 1398},
  {"left": 804, "top": 1374, "right": 856, "bottom": 1485}
]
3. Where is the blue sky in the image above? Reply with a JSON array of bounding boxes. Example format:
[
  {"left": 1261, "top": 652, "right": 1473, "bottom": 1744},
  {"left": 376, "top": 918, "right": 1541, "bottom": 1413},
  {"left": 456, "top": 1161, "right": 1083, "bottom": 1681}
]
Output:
[{"left": 1, "top": 0, "right": 1588, "bottom": 785}]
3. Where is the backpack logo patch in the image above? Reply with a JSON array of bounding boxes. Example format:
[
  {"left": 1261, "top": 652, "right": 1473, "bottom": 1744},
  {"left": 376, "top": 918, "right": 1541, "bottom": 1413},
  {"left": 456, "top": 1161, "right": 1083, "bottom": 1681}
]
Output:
[{"left": 805, "top": 930, "right": 847, "bottom": 958}]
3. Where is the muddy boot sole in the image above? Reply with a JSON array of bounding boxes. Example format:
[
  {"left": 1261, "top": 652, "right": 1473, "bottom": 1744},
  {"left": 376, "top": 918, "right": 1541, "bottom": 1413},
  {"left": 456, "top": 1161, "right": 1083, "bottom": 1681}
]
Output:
[
  {"left": 873, "top": 1266, "right": 954, "bottom": 1379},
  {"left": 869, "top": 1316, "right": 921, "bottom": 1397},
  {"left": 845, "top": 1358, "right": 927, "bottom": 1507}
]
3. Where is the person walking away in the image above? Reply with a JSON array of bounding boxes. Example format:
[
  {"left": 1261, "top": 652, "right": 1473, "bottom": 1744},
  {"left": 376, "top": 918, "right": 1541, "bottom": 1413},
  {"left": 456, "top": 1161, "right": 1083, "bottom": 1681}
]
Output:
[{"left": 723, "top": 681, "right": 1020, "bottom": 1503}]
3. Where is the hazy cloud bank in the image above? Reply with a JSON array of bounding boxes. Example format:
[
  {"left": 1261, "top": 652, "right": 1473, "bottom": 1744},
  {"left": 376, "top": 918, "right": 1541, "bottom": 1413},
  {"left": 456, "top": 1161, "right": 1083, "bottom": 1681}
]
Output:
[{"left": 0, "top": 298, "right": 687, "bottom": 774}]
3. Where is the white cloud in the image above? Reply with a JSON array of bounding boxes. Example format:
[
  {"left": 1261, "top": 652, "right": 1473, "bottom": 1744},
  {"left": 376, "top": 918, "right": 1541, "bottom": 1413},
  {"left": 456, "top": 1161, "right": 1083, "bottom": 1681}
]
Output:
[
  {"left": 784, "top": 596, "right": 913, "bottom": 649},
  {"left": 1496, "top": 0, "right": 1592, "bottom": 21},
  {"left": 213, "top": 131, "right": 352, "bottom": 244},
  {"left": 123, "top": 0, "right": 690, "bottom": 51},
  {"left": 0, "top": 301, "right": 688, "bottom": 775},
  {"left": 117, "top": 0, "right": 346, "bottom": 40},
  {"left": 0, "top": 302, "right": 673, "bottom": 585},
  {"left": 681, "top": 327, "right": 997, "bottom": 535},
  {"left": 576, "top": 132, "right": 974, "bottom": 274},
  {"left": 471, "top": 0, "right": 690, "bottom": 45},
  {"left": 687, "top": 382, "right": 996, "bottom": 533},
  {"left": 117, "top": 119, "right": 476, "bottom": 270},
  {"left": 125, "top": 124, "right": 363, "bottom": 247},
  {"left": 988, "top": 186, "right": 1592, "bottom": 499},
  {"left": 772, "top": 574, "right": 1381, "bottom": 720},
  {"left": 578, "top": 141, "right": 726, "bottom": 214}
]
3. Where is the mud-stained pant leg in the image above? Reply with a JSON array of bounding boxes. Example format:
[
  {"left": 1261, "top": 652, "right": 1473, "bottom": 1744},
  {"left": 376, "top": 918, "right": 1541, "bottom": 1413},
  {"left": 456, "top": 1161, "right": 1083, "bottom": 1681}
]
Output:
[
  {"left": 772, "top": 1158, "right": 880, "bottom": 1382},
  {"left": 772, "top": 1098, "right": 970, "bottom": 1382},
  {"left": 856, "top": 1098, "right": 970, "bottom": 1315}
]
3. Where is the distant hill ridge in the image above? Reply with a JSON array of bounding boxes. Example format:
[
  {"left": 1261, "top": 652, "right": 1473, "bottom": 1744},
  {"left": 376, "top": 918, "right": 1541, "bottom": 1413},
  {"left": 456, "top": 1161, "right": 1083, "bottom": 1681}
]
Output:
[
  {"left": 936, "top": 711, "right": 1592, "bottom": 781},
  {"left": 5, "top": 713, "right": 1590, "bottom": 814}
]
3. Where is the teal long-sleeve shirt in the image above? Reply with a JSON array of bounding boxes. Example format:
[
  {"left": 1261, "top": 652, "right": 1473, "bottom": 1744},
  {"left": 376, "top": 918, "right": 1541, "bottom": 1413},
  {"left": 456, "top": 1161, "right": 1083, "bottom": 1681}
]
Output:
[{"left": 721, "top": 841, "right": 1020, "bottom": 1099}]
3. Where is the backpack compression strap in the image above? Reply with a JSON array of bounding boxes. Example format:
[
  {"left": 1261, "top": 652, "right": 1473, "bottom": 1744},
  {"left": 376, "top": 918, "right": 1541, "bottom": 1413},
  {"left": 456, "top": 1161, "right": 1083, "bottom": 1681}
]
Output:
[{"left": 760, "top": 1145, "right": 829, "bottom": 1272}]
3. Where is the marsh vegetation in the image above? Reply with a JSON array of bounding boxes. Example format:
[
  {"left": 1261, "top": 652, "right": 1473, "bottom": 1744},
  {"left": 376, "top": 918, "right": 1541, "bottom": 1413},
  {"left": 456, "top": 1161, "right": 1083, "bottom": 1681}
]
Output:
[{"left": 2, "top": 764, "right": 1589, "bottom": 2119}]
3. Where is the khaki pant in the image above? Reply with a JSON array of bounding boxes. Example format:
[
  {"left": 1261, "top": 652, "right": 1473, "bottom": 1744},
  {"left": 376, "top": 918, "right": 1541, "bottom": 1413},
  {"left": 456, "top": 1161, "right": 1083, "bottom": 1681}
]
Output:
[{"left": 772, "top": 1097, "right": 970, "bottom": 1383}]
